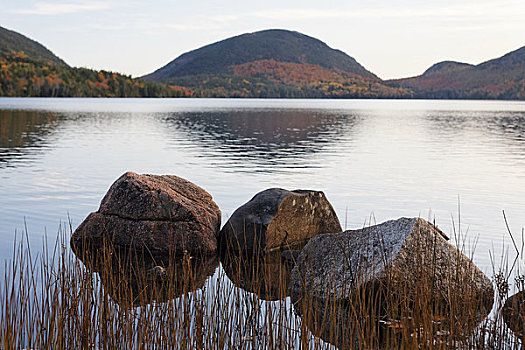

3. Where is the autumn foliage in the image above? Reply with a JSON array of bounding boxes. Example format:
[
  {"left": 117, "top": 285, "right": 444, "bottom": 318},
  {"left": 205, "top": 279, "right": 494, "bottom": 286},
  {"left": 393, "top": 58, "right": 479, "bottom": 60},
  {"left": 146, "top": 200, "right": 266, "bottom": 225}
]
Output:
[
  {"left": 228, "top": 59, "right": 411, "bottom": 98},
  {"left": 171, "top": 59, "right": 411, "bottom": 98},
  {"left": 0, "top": 51, "right": 193, "bottom": 97},
  {"left": 389, "top": 47, "right": 525, "bottom": 100}
]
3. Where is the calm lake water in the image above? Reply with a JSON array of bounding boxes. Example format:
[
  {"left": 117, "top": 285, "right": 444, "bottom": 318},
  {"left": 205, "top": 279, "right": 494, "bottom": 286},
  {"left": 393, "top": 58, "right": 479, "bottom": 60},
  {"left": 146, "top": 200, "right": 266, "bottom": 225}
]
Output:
[{"left": 1, "top": 97, "right": 525, "bottom": 275}]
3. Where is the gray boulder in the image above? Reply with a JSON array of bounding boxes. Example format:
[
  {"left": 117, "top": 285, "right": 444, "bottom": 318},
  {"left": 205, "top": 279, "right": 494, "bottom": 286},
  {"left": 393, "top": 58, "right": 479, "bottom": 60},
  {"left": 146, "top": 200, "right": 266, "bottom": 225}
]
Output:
[
  {"left": 219, "top": 188, "right": 341, "bottom": 255},
  {"left": 71, "top": 172, "right": 221, "bottom": 260},
  {"left": 290, "top": 217, "right": 494, "bottom": 346}
]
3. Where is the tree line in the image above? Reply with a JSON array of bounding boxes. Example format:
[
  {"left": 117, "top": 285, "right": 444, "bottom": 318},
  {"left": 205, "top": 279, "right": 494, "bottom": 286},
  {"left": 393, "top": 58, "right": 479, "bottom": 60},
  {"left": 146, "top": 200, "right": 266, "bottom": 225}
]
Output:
[{"left": 0, "top": 50, "right": 192, "bottom": 98}]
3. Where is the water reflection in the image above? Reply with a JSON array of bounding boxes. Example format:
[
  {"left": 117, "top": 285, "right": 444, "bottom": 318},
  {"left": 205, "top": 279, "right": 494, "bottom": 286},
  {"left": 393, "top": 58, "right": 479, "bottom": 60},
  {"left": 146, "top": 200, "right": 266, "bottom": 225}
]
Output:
[
  {"left": 220, "top": 251, "right": 293, "bottom": 301},
  {"left": 486, "top": 113, "right": 525, "bottom": 144},
  {"left": 424, "top": 111, "right": 525, "bottom": 170},
  {"left": 98, "top": 254, "right": 219, "bottom": 309},
  {"left": 293, "top": 289, "right": 489, "bottom": 349},
  {"left": 163, "top": 110, "right": 360, "bottom": 171},
  {"left": 426, "top": 111, "right": 525, "bottom": 143},
  {"left": 0, "top": 110, "right": 59, "bottom": 168}
]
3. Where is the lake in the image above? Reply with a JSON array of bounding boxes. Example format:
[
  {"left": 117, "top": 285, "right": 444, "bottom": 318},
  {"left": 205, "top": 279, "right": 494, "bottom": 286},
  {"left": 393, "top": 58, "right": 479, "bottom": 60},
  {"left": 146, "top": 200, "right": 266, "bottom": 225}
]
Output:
[{"left": 1, "top": 97, "right": 525, "bottom": 275}]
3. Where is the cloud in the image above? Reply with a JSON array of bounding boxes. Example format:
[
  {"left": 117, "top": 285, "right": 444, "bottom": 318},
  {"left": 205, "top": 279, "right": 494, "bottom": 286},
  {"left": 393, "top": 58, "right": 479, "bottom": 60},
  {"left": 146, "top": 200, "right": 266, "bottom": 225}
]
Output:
[
  {"left": 161, "top": 23, "right": 222, "bottom": 31},
  {"left": 13, "top": 1, "right": 112, "bottom": 15},
  {"left": 234, "top": 1, "right": 525, "bottom": 22},
  {"left": 90, "top": 23, "right": 128, "bottom": 31}
]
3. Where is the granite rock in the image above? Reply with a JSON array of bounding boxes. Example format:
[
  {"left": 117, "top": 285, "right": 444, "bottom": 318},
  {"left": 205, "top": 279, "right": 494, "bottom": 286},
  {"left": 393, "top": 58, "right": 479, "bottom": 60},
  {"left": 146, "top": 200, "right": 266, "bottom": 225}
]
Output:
[
  {"left": 219, "top": 188, "right": 341, "bottom": 255},
  {"left": 71, "top": 172, "right": 221, "bottom": 260},
  {"left": 290, "top": 217, "right": 494, "bottom": 346}
]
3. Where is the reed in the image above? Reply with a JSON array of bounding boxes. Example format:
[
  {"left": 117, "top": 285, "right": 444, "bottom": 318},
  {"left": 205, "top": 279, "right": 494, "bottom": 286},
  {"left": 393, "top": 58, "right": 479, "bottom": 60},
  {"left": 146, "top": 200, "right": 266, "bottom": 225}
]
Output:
[{"left": 0, "top": 219, "right": 523, "bottom": 349}]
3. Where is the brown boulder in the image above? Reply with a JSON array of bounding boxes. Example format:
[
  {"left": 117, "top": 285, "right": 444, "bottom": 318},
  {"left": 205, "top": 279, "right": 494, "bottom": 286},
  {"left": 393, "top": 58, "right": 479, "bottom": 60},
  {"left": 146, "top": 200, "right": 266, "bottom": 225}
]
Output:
[
  {"left": 219, "top": 188, "right": 341, "bottom": 255},
  {"left": 71, "top": 172, "right": 221, "bottom": 260}
]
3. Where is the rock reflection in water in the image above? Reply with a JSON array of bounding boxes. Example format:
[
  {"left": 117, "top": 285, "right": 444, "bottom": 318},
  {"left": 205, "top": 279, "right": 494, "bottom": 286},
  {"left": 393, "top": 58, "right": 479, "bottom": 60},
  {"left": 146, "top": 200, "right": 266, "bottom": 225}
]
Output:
[
  {"left": 96, "top": 253, "right": 219, "bottom": 309},
  {"left": 292, "top": 283, "right": 490, "bottom": 349},
  {"left": 221, "top": 250, "right": 294, "bottom": 301}
]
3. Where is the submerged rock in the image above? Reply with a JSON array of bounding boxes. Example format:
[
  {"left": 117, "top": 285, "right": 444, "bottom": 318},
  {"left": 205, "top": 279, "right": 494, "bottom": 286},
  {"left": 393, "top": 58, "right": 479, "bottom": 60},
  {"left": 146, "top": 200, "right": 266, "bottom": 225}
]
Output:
[
  {"left": 71, "top": 172, "right": 221, "bottom": 260},
  {"left": 219, "top": 188, "right": 341, "bottom": 255},
  {"left": 290, "top": 217, "right": 494, "bottom": 347},
  {"left": 503, "top": 291, "right": 525, "bottom": 337}
]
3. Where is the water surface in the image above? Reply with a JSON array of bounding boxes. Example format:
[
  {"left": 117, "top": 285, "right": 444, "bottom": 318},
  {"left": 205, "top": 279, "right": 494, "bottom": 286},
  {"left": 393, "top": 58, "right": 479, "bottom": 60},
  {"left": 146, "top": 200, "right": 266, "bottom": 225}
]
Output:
[{"left": 1, "top": 98, "right": 525, "bottom": 274}]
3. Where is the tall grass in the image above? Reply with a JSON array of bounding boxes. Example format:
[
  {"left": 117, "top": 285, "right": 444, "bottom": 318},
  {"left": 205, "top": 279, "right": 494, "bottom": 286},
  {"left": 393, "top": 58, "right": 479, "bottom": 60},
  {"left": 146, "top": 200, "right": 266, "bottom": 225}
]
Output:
[{"left": 1, "top": 219, "right": 523, "bottom": 349}]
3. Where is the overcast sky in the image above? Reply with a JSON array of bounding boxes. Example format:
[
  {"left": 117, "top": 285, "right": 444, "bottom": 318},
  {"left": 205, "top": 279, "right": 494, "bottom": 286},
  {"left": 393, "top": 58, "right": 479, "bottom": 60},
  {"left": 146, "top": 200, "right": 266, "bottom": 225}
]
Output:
[{"left": 1, "top": 0, "right": 524, "bottom": 79}]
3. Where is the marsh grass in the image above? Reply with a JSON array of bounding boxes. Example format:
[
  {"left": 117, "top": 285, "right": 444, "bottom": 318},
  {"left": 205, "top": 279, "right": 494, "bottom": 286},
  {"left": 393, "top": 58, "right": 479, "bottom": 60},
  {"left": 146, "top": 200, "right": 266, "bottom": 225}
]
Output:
[{"left": 1, "top": 218, "right": 524, "bottom": 349}]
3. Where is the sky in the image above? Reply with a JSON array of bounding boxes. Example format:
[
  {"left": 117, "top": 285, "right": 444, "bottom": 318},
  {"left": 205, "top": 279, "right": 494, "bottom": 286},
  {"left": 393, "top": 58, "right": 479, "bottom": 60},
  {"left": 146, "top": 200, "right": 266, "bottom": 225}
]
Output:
[{"left": 1, "top": 0, "right": 524, "bottom": 79}]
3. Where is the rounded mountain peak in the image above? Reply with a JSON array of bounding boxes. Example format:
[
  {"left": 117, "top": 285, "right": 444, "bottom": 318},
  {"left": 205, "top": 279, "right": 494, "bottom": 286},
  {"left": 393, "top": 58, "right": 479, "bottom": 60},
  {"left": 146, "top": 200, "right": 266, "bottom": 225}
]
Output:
[
  {"left": 422, "top": 61, "right": 473, "bottom": 76},
  {"left": 144, "top": 29, "right": 377, "bottom": 82}
]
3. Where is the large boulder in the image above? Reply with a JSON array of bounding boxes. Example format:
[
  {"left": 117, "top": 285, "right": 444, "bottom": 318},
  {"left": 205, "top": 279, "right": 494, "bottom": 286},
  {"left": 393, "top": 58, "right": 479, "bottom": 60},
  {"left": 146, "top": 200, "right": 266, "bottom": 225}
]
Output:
[
  {"left": 219, "top": 188, "right": 341, "bottom": 255},
  {"left": 290, "top": 217, "right": 494, "bottom": 347},
  {"left": 71, "top": 172, "right": 221, "bottom": 260}
]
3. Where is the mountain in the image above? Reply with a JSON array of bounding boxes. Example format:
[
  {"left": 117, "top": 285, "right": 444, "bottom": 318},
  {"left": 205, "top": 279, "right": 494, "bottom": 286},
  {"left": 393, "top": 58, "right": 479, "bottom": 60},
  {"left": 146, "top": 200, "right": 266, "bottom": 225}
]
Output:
[
  {"left": 0, "top": 26, "right": 66, "bottom": 66},
  {"left": 0, "top": 26, "right": 188, "bottom": 97},
  {"left": 422, "top": 61, "right": 474, "bottom": 75},
  {"left": 145, "top": 29, "right": 377, "bottom": 81},
  {"left": 389, "top": 47, "right": 525, "bottom": 99},
  {"left": 143, "top": 29, "right": 411, "bottom": 98},
  {"left": 2, "top": 25, "right": 523, "bottom": 100}
]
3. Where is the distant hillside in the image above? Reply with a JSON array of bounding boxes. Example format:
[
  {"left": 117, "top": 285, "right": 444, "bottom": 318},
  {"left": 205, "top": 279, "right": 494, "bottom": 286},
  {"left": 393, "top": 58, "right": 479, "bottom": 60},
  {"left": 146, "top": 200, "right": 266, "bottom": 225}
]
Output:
[
  {"left": 389, "top": 47, "right": 525, "bottom": 99},
  {"left": 0, "top": 26, "right": 66, "bottom": 66},
  {"left": 3, "top": 25, "right": 524, "bottom": 100},
  {"left": 0, "top": 26, "right": 188, "bottom": 97},
  {"left": 422, "top": 61, "right": 474, "bottom": 75},
  {"left": 143, "top": 29, "right": 411, "bottom": 98}
]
